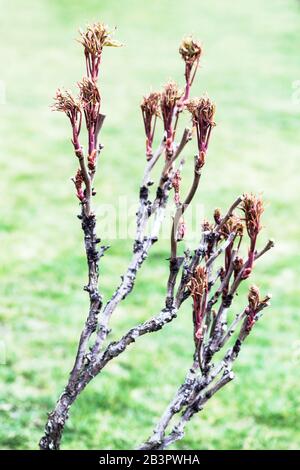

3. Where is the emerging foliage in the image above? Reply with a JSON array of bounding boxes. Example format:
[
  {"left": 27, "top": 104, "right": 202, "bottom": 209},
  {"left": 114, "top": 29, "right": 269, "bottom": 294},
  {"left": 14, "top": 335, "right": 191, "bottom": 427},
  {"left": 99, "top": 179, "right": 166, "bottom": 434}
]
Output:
[{"left": 40, "top": 22, "right": 273, "bottom": 451}]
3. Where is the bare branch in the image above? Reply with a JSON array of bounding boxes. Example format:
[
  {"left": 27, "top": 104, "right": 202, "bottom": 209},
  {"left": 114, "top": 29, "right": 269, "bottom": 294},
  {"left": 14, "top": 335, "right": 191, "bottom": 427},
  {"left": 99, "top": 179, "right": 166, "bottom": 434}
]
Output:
[
  {"left": 255, "top": 239, "right": 275, "bottom": 260},
  {"left": 41, "top": 23, "right": 272, "bottom": 453},
  {"left": 215, "top": 195, "right": 243, "bottom": 233}
]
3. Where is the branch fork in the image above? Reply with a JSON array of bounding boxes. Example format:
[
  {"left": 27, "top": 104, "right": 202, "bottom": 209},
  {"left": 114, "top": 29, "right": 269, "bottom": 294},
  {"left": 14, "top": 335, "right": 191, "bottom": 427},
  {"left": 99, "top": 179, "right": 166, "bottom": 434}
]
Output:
[{"left": 40, "top": 24, "right": 273, "bottom": 451}]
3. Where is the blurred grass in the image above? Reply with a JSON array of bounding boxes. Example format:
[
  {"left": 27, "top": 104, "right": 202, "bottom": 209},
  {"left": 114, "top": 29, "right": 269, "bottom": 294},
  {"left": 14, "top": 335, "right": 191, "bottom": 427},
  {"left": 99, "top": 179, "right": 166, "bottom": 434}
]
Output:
[{"left": 0, "top": 0, "right": 300, "bottom": 450}]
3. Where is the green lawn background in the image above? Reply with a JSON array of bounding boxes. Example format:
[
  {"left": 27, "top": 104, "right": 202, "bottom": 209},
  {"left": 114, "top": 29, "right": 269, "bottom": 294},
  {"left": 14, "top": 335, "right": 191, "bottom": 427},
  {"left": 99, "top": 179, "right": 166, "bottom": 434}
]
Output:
[{"left": 0, "top": 0, "right": 299, "bottom": 449}]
